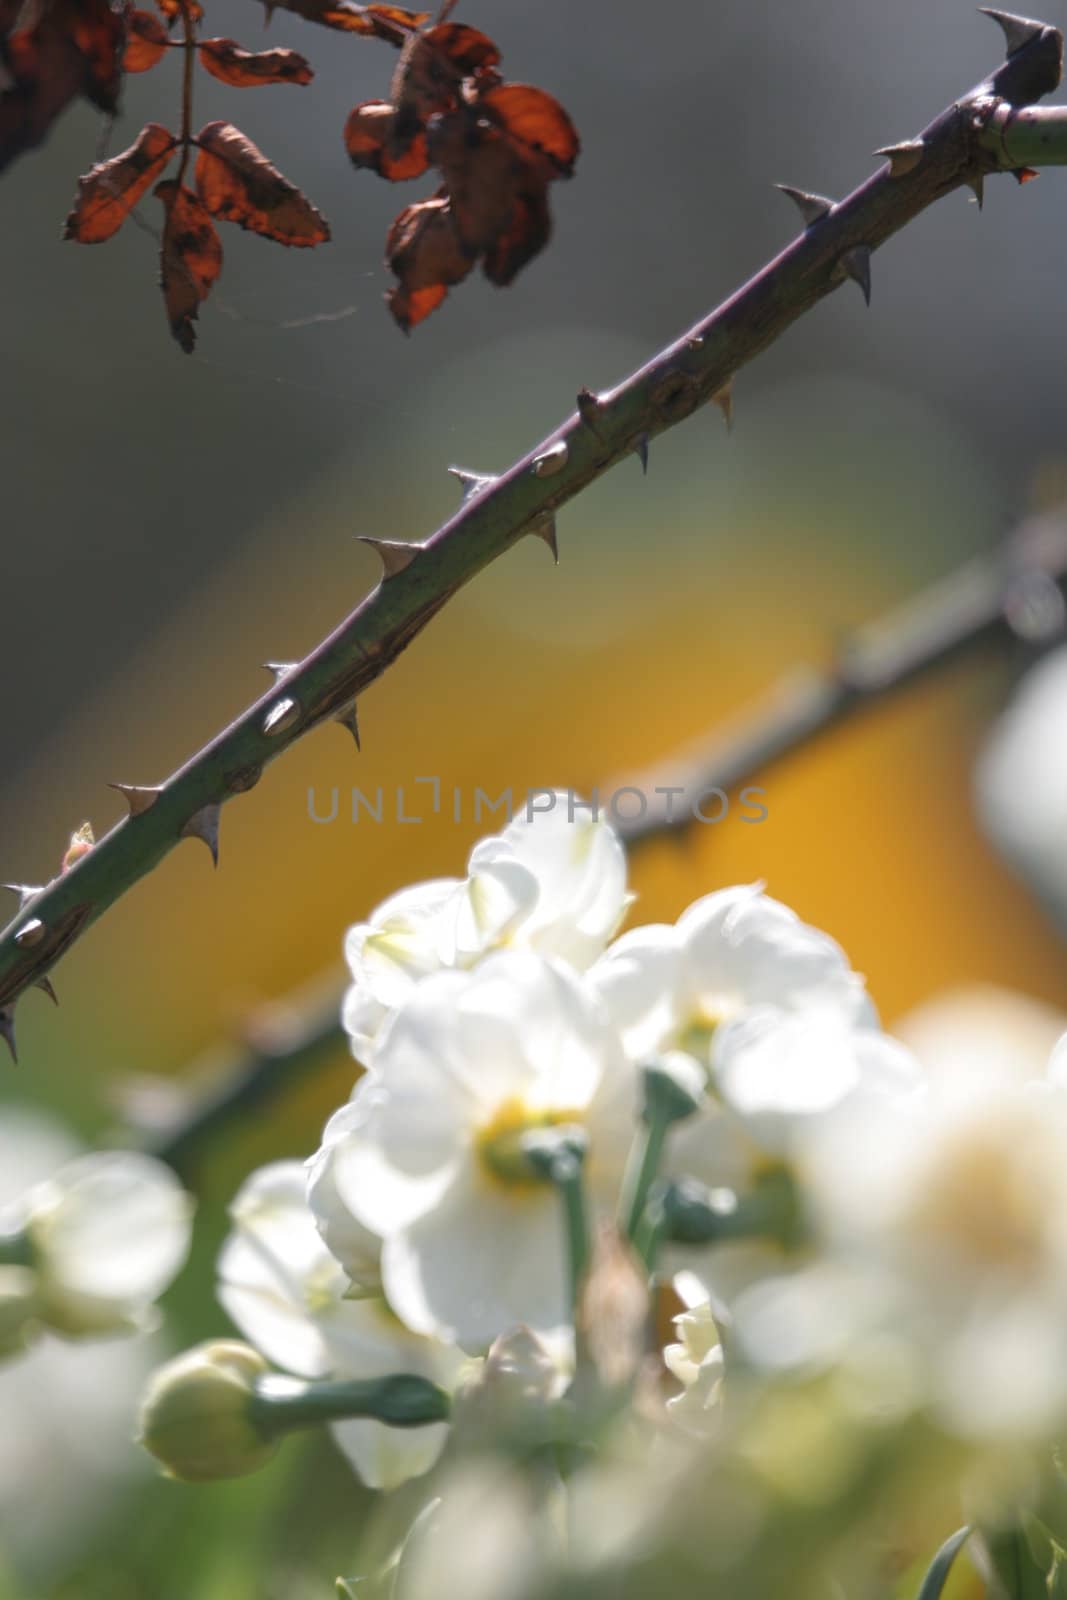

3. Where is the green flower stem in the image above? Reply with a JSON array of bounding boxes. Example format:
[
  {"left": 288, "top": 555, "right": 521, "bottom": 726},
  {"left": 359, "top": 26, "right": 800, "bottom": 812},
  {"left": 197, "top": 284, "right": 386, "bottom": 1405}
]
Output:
[
  {"left": 249, "top": 1373, "right": 450, "bottom": 1438},
  {"left": 558, "top": 1158, "right": 590, "bottom": 1309},
  {"left": 619, "top": 1117, "right": 670, "bottom": 1243}
]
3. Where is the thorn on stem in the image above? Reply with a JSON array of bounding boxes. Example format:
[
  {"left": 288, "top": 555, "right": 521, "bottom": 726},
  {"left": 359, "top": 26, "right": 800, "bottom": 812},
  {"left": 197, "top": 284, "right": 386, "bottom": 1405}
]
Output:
[
  {"left": 181, "top": 803, "right": 221, "bottom": 867},
  {"left": 776, "top": 184, "right": 834, "bottom": 226},
  {"left": 978, "top": 7, "right": 1046, "bottom": 57},
  {"left": 841, "top": 246, "right": 872, "bottom": 305},
  {"left": 968, "top": 174, "right": 986, "bottom": 208},
  {"left": 636, "top": 434, "right": 650, "bottom": 476},
  {"left": 874, "top": 140, "right": 926, "bottom": 178},
  {"left": 36, "top": 976, "right": 58, "bottom": 1006},
  {"left": 263, "top": 698, "right": 300, "bottom": 738},
  {"left": 576, "top": 388, "right": 607, "bottom": 436},
  {"left": 446, "top": 466, "right": 496, "bottom": 502},
  {"left": 532, "top": 440, "right": 569, "bottom": 478},
  {"left": 262, "top": 662, "right": 298, "bottom": 684},
  {"left": 712, "top": 380, "right": 734, "bottom": 432},
  {"left": 530, "top": 515, "right": 559, "bottom": 563},
  {"left": 109, "top": 783, "right": 163, "bottom": 818},
  {"left": 357, "top": 537, "right": 419, "bottom": 579},
  {"left": 2, "top": 884, "right": 44, "bottom": 910},
  {"left": 335, "top": 704, "right": 361, "bottom": 750}
]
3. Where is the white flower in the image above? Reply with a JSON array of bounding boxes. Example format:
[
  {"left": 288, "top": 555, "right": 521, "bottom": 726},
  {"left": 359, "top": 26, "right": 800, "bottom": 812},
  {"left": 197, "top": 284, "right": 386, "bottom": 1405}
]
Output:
[
  {"left": 660, "top": 1008, "right": 921, "bottom": 1312},
  {"left": 327, "top": 951, "right": 634, "bottom": 1349},
  {"left": 663, "top": 1300, "right": 723, "bottom": 1437},
  {"left": 15, "top": 1151, "right": 193, "bottom": 1338},
  {"left": 342, "top": 798, "right": 630, "bottom": 1065},
  {"left": 306, "top": 1103, "right": 385, "bottom": 1293},
  {"left": 796, "top": 1051, "right": 1067, "bottom": 1438},
  {"left": 589, "top": 885, "right": 867, "bottom": 1065},
  {"left": 977, "top": 646, "right": 1067, "bottom": 923},
  {"left": 218, "top": 1162, "right": 464, "bottom": 1490}
]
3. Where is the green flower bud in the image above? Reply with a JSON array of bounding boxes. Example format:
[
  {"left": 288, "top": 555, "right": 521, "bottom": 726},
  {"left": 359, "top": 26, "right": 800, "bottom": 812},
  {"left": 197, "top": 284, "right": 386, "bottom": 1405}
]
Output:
[
  {"left": 139, "top": 1340, "right": 278, "bottom": 1482},
  {"left": 0, "top": 1265, "right": 42, "bottom": 1361},
  {"left": 640, "top": 1052, "right": 706, "bottom": 1126}
]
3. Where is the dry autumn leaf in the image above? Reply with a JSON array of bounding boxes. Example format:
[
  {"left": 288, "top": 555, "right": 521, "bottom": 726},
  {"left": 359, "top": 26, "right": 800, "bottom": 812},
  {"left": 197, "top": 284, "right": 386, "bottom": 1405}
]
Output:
[
  {"left": 195, "top": 120, "right": 329, "bottom": 246},
  {"left": 1, "top": 0, "right": 124, "bottom": 172},
  {"left": 198, "top": 38, "right": 314, "bottom": 88},
  {"left": 342, "top": 12, "right": 580, "bottom": 329},
  {"left": 123, "top": 8, "right": 168, "bottom": 72},
  {"left": 344, "top": 99, "right": 428, "bottom": 180},
  {"left": 155, "top": 0, "right": 203, "bottom": 22},
  {"left": 254, "top": 0, "right": 425, "bottom": 37},
  {"left": 65, "top": 120, "right": 176, "bottom": 242},
  {"left": 156, "top": 178, "right": 222, "bottom": 352},
  {"left": 385, "top": 192, "right": 473, "bottom": 330}
]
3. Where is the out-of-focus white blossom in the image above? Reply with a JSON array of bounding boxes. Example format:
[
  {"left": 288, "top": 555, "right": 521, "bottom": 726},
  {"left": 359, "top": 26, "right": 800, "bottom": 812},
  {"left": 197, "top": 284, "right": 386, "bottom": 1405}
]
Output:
[
  {"left": 590, "top": 885, "right": 867, "bottom": 1065},
  {"left": 218, "top": 1162, "right": 464, "bottom": 1489},
  {"left": 778, "top": 1039, "right": 1067, "bottom": 1438},
  {"left": 664, "top": 1300, "right": 724, "bottom": 1436},
  {"left": 1, "top": 1137, "right": 193, "bottom": 1342},
  {"left": 894, "top": 984, "right": 1067, "bottom": 1089},
  {"left": 977, "top": 646, "right": 1067, "bottom": 923},
  {"left": 342, "top": 799, "right": 630, "bottom": 1064},
  {"left": 327, "top": 951, "right": 634, "bottom": 1349}
]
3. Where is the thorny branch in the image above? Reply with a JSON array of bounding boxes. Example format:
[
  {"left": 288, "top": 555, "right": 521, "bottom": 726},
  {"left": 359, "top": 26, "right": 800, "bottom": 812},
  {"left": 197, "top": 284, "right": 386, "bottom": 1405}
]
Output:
[
  {"left": 147, "top": 508, "right": 1067, "bottom": 1173},
  {"left": 1, "top": 10, "right": 1064, "bottom": 1059}
]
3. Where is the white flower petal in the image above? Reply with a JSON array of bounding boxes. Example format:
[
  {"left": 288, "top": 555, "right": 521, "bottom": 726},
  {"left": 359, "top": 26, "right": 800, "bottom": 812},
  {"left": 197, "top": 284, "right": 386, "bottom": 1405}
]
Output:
[
  {"left": 588, "top": 925, "right": 686, "bottom": 1060},
  {"left": 28, "top": 1153, "right": 192, "bottom": 1308}
]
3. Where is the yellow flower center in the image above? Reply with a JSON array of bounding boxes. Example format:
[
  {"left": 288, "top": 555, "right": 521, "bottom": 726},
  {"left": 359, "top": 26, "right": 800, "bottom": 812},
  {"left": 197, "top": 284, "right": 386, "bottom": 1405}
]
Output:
[{"left": 476, "top": 1097, "right": 583, "bottom": 1190}]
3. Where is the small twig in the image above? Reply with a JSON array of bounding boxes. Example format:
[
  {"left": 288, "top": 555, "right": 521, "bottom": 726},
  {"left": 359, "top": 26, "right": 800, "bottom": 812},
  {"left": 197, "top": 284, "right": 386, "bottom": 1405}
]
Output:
[
  {"left": 1, "top": 15, "right": 1063, "bottom": 1053},
  {"left": 139, "top": 510, "right": 1067, "bottom": 1173}
]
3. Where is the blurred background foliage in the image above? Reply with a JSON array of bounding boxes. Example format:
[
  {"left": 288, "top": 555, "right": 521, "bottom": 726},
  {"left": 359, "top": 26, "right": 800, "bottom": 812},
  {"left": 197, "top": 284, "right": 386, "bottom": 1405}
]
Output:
[{"left": 1, "top": 0, "right": 1066, "bottom": 1592}]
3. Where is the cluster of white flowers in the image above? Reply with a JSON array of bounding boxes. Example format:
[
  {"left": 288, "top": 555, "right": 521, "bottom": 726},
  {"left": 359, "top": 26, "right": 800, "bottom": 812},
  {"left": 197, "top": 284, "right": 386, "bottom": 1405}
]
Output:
[{"left": 210, "top": 792, "right": 1067, "bottom": 1501}]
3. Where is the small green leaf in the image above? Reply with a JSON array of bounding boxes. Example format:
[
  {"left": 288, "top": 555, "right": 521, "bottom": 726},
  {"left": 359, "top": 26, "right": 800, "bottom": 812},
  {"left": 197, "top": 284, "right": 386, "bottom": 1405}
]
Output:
[
  {"left": 987, "top": 1527, "right": 1050, "bottom": 1600},
  {"left": 916, "top": 1525, "right": 971, "bottom": 1600}
]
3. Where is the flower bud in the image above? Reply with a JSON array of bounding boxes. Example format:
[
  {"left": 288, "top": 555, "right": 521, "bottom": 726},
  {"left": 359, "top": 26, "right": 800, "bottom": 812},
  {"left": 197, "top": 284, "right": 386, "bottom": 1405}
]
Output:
[
  {"left": 139, "top": 1340, "right": 277, "bottom": 1482},
  {"left": 640, "top": 1051, "right": 706, "bottom": 1126},
  {"left": 0, "top": 1265, "right": 42, "bottom": 1361}
]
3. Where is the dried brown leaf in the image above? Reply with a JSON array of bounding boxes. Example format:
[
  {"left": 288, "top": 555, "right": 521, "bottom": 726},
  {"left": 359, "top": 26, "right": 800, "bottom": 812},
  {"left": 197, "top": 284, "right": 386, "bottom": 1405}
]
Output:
[
  {"left": 198, "top": 37, "right": 313, "bottom": 87},
  {"left": 123, "top": 7, "right": 168, "bottom": 71},
  {"left": 385, "top": 192, "right": 472, "bottom": 330},
  {"left": 195, "top": 120, "right": 329, "bottom": 246},
  {"left": 343, "top": 98, "right": 427, "bottom": 179},
  {"left": 156, "top": 178, "right": 222, "bottom": 352},
  {"left": 65, "top": 119, "right": 176, "bottom": 241}
]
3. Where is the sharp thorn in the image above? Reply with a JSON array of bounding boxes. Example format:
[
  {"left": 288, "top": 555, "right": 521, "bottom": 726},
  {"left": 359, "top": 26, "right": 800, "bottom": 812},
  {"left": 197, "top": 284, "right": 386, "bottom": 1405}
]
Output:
[
  {"left": 712, "top": 379, "right": 734, "bottom": 432},
  {"left": 262, "top": 697, "right": 300, "bottom": 738},
  {"left": 36, "top": 976, "right": 58, "bottom": 1006},
  {"left": 776, "top": 184, "right": 834, "bottom": 226},
  {"left": 356, "top": 537, "right": 419, "bottom": 578},
  {"left": 262, "top": 661, "right": 298, "bottom": 683},
  {"left": 874, "top": 140, "right": 926, "bottom": 178},
  {"left": 14, "top": 919, "right": 45, "bottom": 948},
  {"left": 0, "top": 1009, "right": 17, "bottom": 1064},
  {"left": 2, "top": 884, "right": 44, "bottom": 910},
  {"left": 841, "top": 246, "right": 872, "bottom": 305},
  {"left": 978, "top": 8, "right": 1046, "bottom": 56},
  {"left": 446, "top": 466, "right": 496, "bottom": 502},
  {"left": 336, "top": 703, "right": 361, "bottom": 751},
  {"left": 576, "top": 387, "right": 608, "bottom": 436},
  {"left": 530, "top": 515, "right": 559, "bottom": 564},
  {"left": 532, "top": 440, "right": 569, "bottom": 478},
  {"left": 181, "top": 803, "right": 221, "bottom": 867},
  {"left": 108, "top": 782, "right": 162, "bottom": 818},
  {"left": 636, "top": 434, "right": 650, "bottom": 476},
  {"left": 1014, "top": 166, "right": 1040, "bottom": 183},
  {"left": 968, "top": 173, "right": 986, "bottom": 208}
]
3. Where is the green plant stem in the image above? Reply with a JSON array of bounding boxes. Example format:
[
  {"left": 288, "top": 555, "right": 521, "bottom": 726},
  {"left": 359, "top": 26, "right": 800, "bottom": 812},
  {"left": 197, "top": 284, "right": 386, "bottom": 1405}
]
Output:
[
  {"left": 557, "top": 1157, "right": 590, "bottom": 1311},
  {"left": 619, "top": 1117, "right": 669, "bottom": 1242},
  {"left": 1, "top": 20, "right": 1062, "bottom": 1043},
  {"left": 250, "top": 1372, "right": 450, "bottom": 1438}
]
